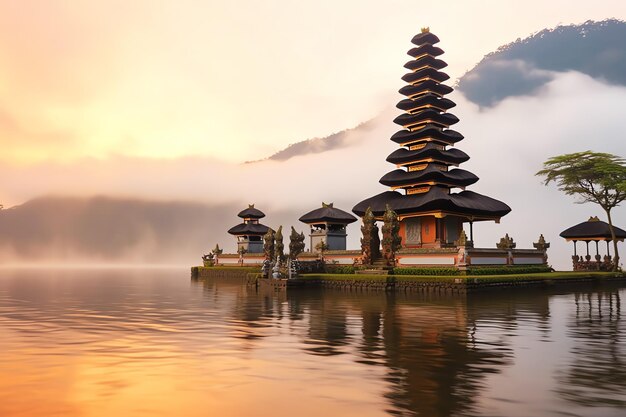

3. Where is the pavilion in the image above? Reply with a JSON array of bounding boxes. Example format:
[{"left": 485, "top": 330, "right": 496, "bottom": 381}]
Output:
[
  {"left": 560, "top": 216, "right": 626, "bottom": 271},
  {"left": 299, "top": 203, "right": 357, "bottom": 252}
]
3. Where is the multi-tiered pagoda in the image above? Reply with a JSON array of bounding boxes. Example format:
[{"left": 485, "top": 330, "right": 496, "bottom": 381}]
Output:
[{"left": 353, "top": 29, "right": 511, "bottom": 248}]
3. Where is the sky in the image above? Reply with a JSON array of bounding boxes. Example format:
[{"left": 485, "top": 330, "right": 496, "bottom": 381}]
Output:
[
  {"left": 1, "top": 1, "right": 626, "bottom": 169},
  {"left": 1, "top": 1, "right": 626, "bottom": 269}
]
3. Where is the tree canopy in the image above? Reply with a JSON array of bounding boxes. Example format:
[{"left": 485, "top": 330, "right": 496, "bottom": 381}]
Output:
[
  {"left": 536, "top": 151, "right": 626, "bottom": 271},
  {"left": 537, "top": 151, "right": 626, "bottom": 209}
]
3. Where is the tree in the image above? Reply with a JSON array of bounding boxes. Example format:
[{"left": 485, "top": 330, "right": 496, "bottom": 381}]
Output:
[
  {"left": 263, "top": 229, "right": 275, "bottom": 261},
  {"left": 381, "top": 205, "right": 402, "bottom": 266},
  {"left": 371, "top": 222, "right": 381, "bottom": 260},
  {"left": 289, "top": 226, "right": 305, "bottom": 259},
  {"left": 275, "top": 225, "right": 285, "bottom": 262},
  {"left": 537, "top": 151, "right": 626, "bottom": 271},
  {"left": 360, "top": 207, "right": 376, "bottom": 265}
]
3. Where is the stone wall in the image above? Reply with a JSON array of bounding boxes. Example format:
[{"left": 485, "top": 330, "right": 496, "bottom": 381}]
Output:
[
  {"left": 192, "top": 267, "right": 623, "bottom": 293},
  {"left": 191, "top": 266, "right": 258, "bottom": 285}
]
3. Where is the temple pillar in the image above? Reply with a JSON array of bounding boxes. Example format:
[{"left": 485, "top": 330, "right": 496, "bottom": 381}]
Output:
[{"left": 435, "top": 218, "right": 441, "bottom": 243}]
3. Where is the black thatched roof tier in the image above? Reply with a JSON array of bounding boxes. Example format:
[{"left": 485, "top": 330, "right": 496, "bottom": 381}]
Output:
[
  {"left": 411, "top": 31, "right": 440, "bottom": 46},
  {"left": 386, "top": 145, "right": 469, "bottom": 165},
  {"left": 399, "top": 81, "right": 453, "bottom": 98},
  {"left": 237, "top": 205, "right": 265, "bottom": 219},
  {"left": 397, "top": 95, "right": 456, "bottom": 112},
  {"left": 402, "top": 68, "right": 450, "bottom": 84},
  {"left": 393, "top": 109, "right": 459, "bottom": 128},
  {"left": 299, "top": 203, "right": 357, "bottom": 224},
  {"left": 560, "top": 217, "right": 626, "bottom": 240},
  {"left": 380, "top": 166, "right": 478, "bottom": 188},
  {"left": 408, "top": 44, "right": 444, "bottom": 58},
  {"left": 227, "top": 223, "right": 270, "bottom": 236},
  {"left": 404, "top": 56, "right": 447, "bottom": 71},
  {"left": 390, "top": 126, "right": 463, "bottom": 146},
  {"left": 352, "top": 186, "right": 511, "bottom": 218}
]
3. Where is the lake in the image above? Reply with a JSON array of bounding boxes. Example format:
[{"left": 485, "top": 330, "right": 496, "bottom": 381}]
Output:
[{"left": 0, "top": 268, "right": 625, "bottom": 417}]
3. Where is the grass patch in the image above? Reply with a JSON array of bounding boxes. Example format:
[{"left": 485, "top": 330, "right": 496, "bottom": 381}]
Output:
[
  {"left": 467, "top": 266, "right": 552, "bottom": 275},
  {"left": 324, "top": 265, "right": 356, "bottom": 274},
  {"left": 393, "top": 267, "right": 459, "bottom": 276}
]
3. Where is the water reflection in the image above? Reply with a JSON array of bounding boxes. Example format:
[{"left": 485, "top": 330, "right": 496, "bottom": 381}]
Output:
[
  {"left": 557, "top": 290, "right": 626, "bottom": 408},
  {"left": 1, "top": 269, "right": 625, "bottom": 417}
]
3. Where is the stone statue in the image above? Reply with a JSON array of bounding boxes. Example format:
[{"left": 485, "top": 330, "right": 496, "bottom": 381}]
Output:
[
  {"left": 272, "top": 257, "right": 281, "bottom": 279},
  {"left": 261, "top": 259, "right": 271, "bottom": 278},
  {"left": 201, "top": 252, "right": 214, "bottom": 267},
  {"left": 455, "top": 230, "right": 473, "bottom": 248}
]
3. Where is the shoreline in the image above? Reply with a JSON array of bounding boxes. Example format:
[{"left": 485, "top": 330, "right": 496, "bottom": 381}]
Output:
[{"left": 191, "top": 266, "right": 626, "bottom": 293}]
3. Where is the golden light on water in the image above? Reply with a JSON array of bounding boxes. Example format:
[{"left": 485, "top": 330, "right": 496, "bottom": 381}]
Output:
[
  {"left": 1, "top": 269, "right": 625, "bottom": 416},
  {"left": 0, "top": 329, "right": 389, "bottom": 417}
]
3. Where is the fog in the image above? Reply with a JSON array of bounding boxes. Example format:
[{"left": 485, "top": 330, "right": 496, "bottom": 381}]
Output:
[{"left": 1, "top": 72, "right": 625, "bottom": 270}]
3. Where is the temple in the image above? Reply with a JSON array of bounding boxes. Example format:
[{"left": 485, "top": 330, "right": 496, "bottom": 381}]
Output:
[
  {"left": 299, "top": 203, "right": 357, "bottom": 252},
  {"left": 205, "top": 29, "right": 552, "bottom": 271},
  {"left": 353, "top": 29, "right": 511, "bottom": 248},
  {"left": 227, "top": 204, "right": 270, "bottom": 254}
]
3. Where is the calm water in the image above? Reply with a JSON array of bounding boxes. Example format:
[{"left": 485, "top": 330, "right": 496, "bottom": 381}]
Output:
[{"left": 1, "top": 269, "right": 625, "bottom": 417}]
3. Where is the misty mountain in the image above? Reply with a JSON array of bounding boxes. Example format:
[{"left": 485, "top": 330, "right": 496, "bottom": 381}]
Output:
[
  {"left": 249, "top": 118, "right": 378, "bottom": 163},
  {"left": 259, "top": 20, "right": 626, "bottom": 162},
  {"left": 0, "top": 196, "right": 308, "bottom": 263},
  {"left": 457, "top": 19, "right": 626, "bottom": 107}
]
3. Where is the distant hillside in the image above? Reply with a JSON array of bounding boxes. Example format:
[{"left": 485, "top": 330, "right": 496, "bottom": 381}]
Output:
[
  {"left": 458, "top": 19, "right": 626, "bottom": 106},
  {"left": 0, "top": 196, "right": 304, "bottom": 263},
  {"left": 0, "top": 196, "right": 229, "bottom": 262},
  {"left": 250, "top": 118, "right": 378, "bottom": 163}
]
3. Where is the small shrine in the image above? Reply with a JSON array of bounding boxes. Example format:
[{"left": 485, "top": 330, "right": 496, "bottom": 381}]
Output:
[
  {"left": 227, "top": 204, "right": 270, "bottom": 254},
  {"left": 353, "top": 28, "right": 511, "bottom": 249},
  {"left": 560, "top": 216, "right": 626, "bottom": 271},
  {"left": 299, "top": 203, "right": 357, "bottom": 252}
]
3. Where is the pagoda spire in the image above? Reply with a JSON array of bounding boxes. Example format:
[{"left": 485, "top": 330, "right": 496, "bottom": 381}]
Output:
[
  {"left": 382, "top": 30, "right": 476, "bottom": 195},
  {"left": 353, "top": 30, "right": 510, "bottom": 248}
]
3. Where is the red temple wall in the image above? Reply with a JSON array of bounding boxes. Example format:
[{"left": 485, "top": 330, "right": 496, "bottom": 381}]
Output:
[
  {"left": 399, "top": 221, "right": 407, "bottom": 247},
  {"left": 421, "top": 217, "right": 436, "bottom": 244}
]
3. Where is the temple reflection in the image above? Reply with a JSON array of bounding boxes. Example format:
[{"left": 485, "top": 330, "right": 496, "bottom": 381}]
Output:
[{"left": 195, "top": 274, "right": 626, "bottom": 417}]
